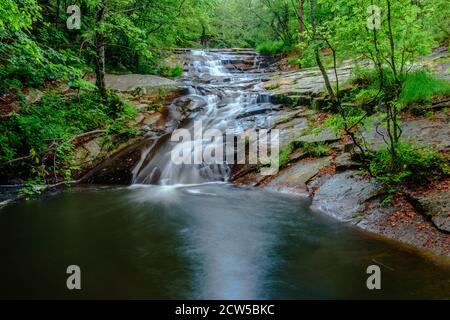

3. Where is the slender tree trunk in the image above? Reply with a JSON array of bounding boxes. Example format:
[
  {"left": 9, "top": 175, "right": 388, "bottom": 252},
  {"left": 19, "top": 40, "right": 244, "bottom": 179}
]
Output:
[
  {"left": 298, "top": 0, "right": 303, "bottom": 42},
  {"left": 200, "top": 23, "right": 207, "bottom": 47},
  {"left": 55, "top": 0, "right": 60, "bottom": 26},
  {"left": 309, "top": 0, "right": 336, "bottom": 102},
  {"left": 386, "top": 0, "right": 402, "bottom": 169},
  {"left": 95, "top": 1, "right": 107, "bottom": 102},
  {"left": 386, "top": 0, "right": 398, "bottom": 83}
]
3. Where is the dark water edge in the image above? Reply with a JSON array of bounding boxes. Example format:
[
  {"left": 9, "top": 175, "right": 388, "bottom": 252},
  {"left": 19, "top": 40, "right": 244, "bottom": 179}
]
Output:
[{"left": 0, "top": 183, "right": 449, "bottom": 300}]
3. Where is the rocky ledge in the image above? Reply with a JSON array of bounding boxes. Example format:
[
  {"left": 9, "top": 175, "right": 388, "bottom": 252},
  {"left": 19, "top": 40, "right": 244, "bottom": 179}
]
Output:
[
  {"left": 231, "top": 50, "right": 450, "bottom": 258},
  {"left": 72, "top": 73, "right": 194, "bottom": 185}
]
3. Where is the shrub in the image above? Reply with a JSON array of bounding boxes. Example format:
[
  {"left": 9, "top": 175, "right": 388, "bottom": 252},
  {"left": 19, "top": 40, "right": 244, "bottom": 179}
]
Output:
[
  {"left": 279, "top": 144, "right": 294, "bottom": 167},
  {"left": 354, "top": 87, "right": 380, "bottom": 106},
  {"left": 266, "top": 83, "right": 281, "bottom": 90},
  {"left": 170, "top": 64, "right": 183, "bottom": 77},
  {"left": 370, "top": 142, "right": 449, "bottom": 188},
  {"left": 400, "top": 70, "right": 450, "bottom": 104},
  {"left": 0, "top": 90, "right": 137, "bottom": 184},
  {"left": 159, "top": 64, "right": 184, "bottom": 78},
  {"left": 301, "top": 142, "right": 331, "bottom": 158},
  {"left": 297, "top": 46, "right": 316, "bottom": 68},
  {"left": 256, "top": 40, "right": 285, "bottom": 54}
]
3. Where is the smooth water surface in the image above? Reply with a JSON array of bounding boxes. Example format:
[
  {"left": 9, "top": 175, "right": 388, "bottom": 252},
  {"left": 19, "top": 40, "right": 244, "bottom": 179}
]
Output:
[{"left": 0, "top": 184, "right": 449, "bottom": 299}]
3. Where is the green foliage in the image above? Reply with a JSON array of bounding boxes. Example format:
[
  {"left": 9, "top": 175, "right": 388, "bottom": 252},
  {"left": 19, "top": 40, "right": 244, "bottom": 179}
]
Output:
[
  {"left": 279, "top": 144, "right": 294, "bottom": 167},
  {"left": 300, "top": 142, "right": 331, "bottom": 158},
  {"left": 0, "top": 1, "right": 87, "bottom": 94},
  {"left": 400, "top": 70, "right": 450, "bottom": 104},
  {"left": 0, "top": 90, "right": 137, "bottom": 184},
  {"left": 319, "top": 109, "right": 369, "bottom": 135},
  {"left": 370, "top": 142, "right": 449, "bottom": 188},
  {"left": 256, "top": 40, "right": 285, "bottom": 54},
  {"left": 296, "top": 45, "right": 317, "bottom": 69},
  {"left": 353, "top": 88, "right": 379, "bottom": 107},
  {"left": 160, "top": 64, "right": 184, "bottom": 78},
  {"left": 266, "top": 83, "right": 281, "bottom": 90}
]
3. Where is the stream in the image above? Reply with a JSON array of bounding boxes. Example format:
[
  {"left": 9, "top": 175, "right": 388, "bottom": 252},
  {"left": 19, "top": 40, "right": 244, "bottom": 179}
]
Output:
[{"left": 0, "top": 50, "right": 449, "bottom": 299}]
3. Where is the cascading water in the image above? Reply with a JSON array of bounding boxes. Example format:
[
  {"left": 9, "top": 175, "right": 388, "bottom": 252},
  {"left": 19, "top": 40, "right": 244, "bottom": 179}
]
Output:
[{"left": 132, "top": 50, "right": 272, "bottom": 185}]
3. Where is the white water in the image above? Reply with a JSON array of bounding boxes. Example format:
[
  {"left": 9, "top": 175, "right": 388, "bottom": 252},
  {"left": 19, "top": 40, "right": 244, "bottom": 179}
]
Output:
[{"left": 133, "top": 50, "right": 272, "bottom": 185}]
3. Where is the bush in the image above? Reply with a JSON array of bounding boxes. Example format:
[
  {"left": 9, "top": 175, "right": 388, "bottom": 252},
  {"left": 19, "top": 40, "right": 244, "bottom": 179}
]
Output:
[
  {"left": 169, "top": 65, "right": 183, "bottom": 77},
  {"left": 400, "top": 70, "right": 450, "bottom": 104},
  {"left": 266, "top": 83, "right": 281, "bottom": 90},
  {"left": 256, "top": 40, "right": 285, "bottom": 54},
  {"left": 297, "top": 46, "right": 316, "bottom": 68},
  {"left": 370, "top": 142, "right": 449, "bottom": 188},
  {"left": 0, "top": 90, "right": 137, "bottom": 184},
  {"left": 301, "top": 142, "right": 331, "bottom": 158},
  {"left": 354, "top": 87, "right": 380, "bottom": 106},
  {"left": 159, "top": 64, "right": 184, "bottom": 78},
  {"left": 279, "top": 144, "right": 294, "bottom": 167}
]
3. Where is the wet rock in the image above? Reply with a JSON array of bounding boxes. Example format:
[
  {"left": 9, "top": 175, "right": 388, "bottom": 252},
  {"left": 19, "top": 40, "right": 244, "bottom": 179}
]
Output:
[
  {"left": 272, "top": 108, "right": 311, "bottom": 126},
  {"left": 236, "top": 104, "right": 282, "bottom": 119},
  {"left": 173, "top": 96, "right": 208, "bottom": 113},
  {"left": 230, "top": 164, "right": 267, "bottom": 187},
  {"left": 73, "top": 137, "right": 106, "bottom": 170},
  {"left": 335, "top": 153, "right": 361, "bottom": 172},
  {"left": 79, "top": 138, "right": 152, "bottom": 185},
  {"left": 311, "top": 171, "right": 381, "bottom": 222},
  {"left": 297, "top": 128, "right": 340, "bottom": 144},
  {"left": 266, "top": 157, "right": 332, "bottom": 193},
  {"left": 278, "top": 120, "right": 309, "bottom": 148},
  {"left": 288, "top": 151, "right": 308, "bottom": 163},
  {"left": 105, "top": 74, "right": 181, "bottom": 96},
  {"left": 408, "top": 191, "right": 450, "bottom": 233},
  {"left": 265, "top": 64, "right": 354, "bottom": 99},
  {"left": 269, "top": 93, "right": 311, "bottom": 107},
  {"left": 356, "top": 197, "right": 450, "bottom": 257},
  {"left": 363, "top": 111, "right": 450, "bottom": 152}
]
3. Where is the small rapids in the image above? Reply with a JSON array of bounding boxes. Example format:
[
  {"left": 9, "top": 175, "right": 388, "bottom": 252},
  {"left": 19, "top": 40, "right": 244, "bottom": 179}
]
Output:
[{"left": 132, "top": 50, "right": 273, "bottom": 185}]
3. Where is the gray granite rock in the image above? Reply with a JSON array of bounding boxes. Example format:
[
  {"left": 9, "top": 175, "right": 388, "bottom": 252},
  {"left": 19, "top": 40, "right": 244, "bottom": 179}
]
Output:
[{"left": 311, "top": 171, "right": 381, "bottom": 222}]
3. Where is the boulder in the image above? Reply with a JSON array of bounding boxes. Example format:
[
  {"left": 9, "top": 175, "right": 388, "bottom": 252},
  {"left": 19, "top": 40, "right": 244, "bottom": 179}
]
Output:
[
  {"left": 335, "top": 153, "right": 361, "bottom": 172},
  {"left": 81, "top": 140, "right": 147, "bottom": 185},
  {"left": 311, "top": 171, "right": 381, "bottom": 221},
  {"left": 266, "top": 157, "right": 332, "bottom": 193},
  {"left": 409, "top": 191, "right": 450, "bottom": 233},
  {"left": 73, "top": 137, "right": 106, "bottom": 170}
]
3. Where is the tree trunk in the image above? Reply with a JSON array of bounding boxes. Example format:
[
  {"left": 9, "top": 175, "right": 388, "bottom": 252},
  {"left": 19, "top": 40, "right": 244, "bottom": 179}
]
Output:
[
  {"left": 200, "top": 23, "right": 207, "bottom": 47},
  {"left": 298, "top": 0, "right": 303, "bottom": 42},
  {"left": 95, "top": 1, "right": 107, "bottom": 102},
  {"left": 55, "top": 0, "right": 60, "bottom": 26},
  {"left": 309, "top": 0, "right": 336, "bottom": 102},
  {"left": 386, "top": 0, "right": 399, "bottom": 85}
]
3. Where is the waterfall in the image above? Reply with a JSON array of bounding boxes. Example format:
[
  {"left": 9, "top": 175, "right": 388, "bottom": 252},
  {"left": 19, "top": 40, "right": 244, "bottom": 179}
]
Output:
[{"left": 132, "top": 50, "right": 270, "bottom": 185}]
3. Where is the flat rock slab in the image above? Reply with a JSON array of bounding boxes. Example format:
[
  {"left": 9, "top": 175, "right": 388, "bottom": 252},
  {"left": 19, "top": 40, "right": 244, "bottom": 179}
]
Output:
[
  {"left": 105, "top": 74, "right": 180, "bottom": 95},
  {"left": 311, "top": 171, "right": 381, "bottom": 221},
  {"left": 266, "top": 157, "right": 332, "bottom": 193},
  {"left": 364, "top": 111, "right": 450, "bottom": 152},
  {"left": 335, "top": 152, "right": 361, "bottom": 172},
  {"left": 278, "top": 120, "right": 309, "bottom": 148},
  {"left": 413, "top": 191, "right": 450, "bottom": 233},
  {"left": 298, "top": 128, "right": 341, "bottom": 144},
  {"left": 264, "top": 64, "right": 354, "bottom": 98}
]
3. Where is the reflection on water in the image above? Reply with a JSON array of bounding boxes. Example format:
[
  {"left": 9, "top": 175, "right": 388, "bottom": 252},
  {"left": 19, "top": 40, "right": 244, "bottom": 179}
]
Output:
[{"left": 0, "top": 184, "right": 449, "bottom": 299}]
